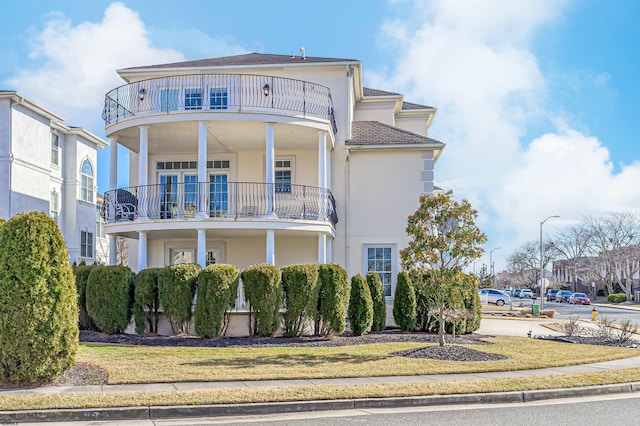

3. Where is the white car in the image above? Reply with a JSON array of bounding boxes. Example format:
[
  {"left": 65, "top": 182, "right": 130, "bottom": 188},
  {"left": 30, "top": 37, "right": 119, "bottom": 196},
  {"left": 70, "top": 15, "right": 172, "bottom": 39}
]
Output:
[{"left": 479, "top": 289, "right": 511, "bottom": 306}]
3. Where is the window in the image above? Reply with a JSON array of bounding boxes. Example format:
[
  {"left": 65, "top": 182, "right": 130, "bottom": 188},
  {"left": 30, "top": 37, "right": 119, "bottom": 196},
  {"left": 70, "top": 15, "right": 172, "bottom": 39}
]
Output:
[
  {"left": 51, "top": 134, "right": 59, "bottom": 165},
  {"left": 161, "top": 88, "right": 179, "bottom": 111},
  {"left": 80, "top": 159, "right": 94, "bottom": 203},
  {"left": 365, "top": 245, "right": 395, "bottom": 297},
  {"left": 209, "top": 87, "right": 228, "bottom": 110},
  {"left": 50, "top": 189, "right": 59, "bottom": 222},
  {"left": 275, "top": 159, "right": 292, "bottom": 193},
  {"left": 185, "top": 88, "right": 202, "bottom": 110},
  {"left": 81, "top": 230, "right": 94, "bottom": 258},
  {"left": 96, "top": 205, "right": 105, "bottom": 238}
]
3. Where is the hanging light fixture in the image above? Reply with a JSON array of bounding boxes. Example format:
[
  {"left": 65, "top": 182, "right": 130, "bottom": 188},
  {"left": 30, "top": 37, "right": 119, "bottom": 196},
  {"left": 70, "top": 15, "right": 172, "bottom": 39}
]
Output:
[
  {"left": 139, "top": 88, "right": 146, "bottom": 101},
  {"left": 263, "top": 84, "right": 270, "bottom": 96}
]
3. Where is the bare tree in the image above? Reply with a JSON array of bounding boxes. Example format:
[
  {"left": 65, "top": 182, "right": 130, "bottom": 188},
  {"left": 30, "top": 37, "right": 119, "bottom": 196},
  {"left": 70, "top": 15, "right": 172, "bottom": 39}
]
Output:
[
  {"left": 550, "top": 223, "right": 594, "bottom": 292},
  {"left": 506, "top": 240, "right": 555, "bottom": 291}
]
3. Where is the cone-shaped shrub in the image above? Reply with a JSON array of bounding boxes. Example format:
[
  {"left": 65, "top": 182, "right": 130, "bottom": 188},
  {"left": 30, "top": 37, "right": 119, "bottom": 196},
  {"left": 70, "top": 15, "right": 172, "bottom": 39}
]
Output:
[
  {"left": 317, "top": 264, "right": 350, "bottom": 335},
  {"left": 241, "top": 264, "right": 282, "bottom": 336},
  {"left": 194, "top": 264, "right": 239, "bottom": 338},
  {"left": 465, "top": 275, "right": 482, "bottom": 333},
  {"left": 281, "top": 264, "right": 319, "bottom": 337},
  {"left": 133, "top": 268, "right": 162, "bottom": 334},
  {"left": 86, "top": 265, "right": 135, "bottom": 334},
  {"left": 393, "top": 271, "right": 416, "bottom": 331},
  {"left": 348, "top": 274, "right": 373, "bottom": 336},
  {"left": 74, "top": 264, "right": 99, "bottom": 330},
  {"left": 158, "top": 264, "right": 201, "bottom": 335},
  {"left": 0, "top": 211, "right": 78, "bottom": 382},
  {"left": 366, "top": 271, "right": 386, "bottom": 331}
]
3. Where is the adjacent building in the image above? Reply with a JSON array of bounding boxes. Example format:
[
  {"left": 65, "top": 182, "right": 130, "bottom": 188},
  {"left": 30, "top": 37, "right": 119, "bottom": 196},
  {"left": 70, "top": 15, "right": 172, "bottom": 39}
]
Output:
[{"left": 0, "top": 90, "right": 108, "bottom": 264}]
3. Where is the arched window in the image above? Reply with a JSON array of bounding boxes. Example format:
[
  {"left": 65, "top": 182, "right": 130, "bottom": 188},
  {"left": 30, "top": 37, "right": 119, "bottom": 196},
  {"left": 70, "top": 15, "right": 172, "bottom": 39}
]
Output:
[{"left": 81, "top": 159, "right": 94, "bottom": 203}]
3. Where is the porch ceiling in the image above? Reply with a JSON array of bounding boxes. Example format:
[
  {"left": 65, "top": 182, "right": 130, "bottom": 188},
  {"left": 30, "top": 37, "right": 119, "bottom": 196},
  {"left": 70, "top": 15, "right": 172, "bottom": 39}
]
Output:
[{"left": 114, "top": 120, "right": 320, "bottom": 154}]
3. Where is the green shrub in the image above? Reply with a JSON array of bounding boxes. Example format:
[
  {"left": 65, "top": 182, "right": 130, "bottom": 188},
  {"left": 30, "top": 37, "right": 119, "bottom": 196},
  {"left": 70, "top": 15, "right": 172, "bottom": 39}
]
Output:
[
  {"left": 74, "top": 264, "right": 99, "bottom": 331},
  {"left": 194, "top": 264, "right": 239, "bottom": 338},
  {"left": 281, "top": 264, "right": 319, "bottom": 337},
  {"left": 316, "top": 264, "right": 350, "bottom": 335},
  {"left": 607, "top": 293, "right": 627, "bottom": 303},
  {"left": 465, "top": 276, "right": 482, "bottom": 332},
  {"left": 133, "top": 268, "right": 162, "bottom": 334},
  {"left": 158, "top": 264, "right": 201, "bottom": 335},
  {"left": 0, "top": 211, "right": 78, "bottom": 382},
  {"left": 366, "top": 271, "right": 386, "bottom": 332},
  {"left": 348, "top": 274, "right": 373, "bottom": 336},
  {"left": 241, "top": 264, "right": 282, "bottom": 336},
  {"left": 393, "top": 271, "right": 417, "bottom": 331},
  {"left": 86, "top": 265, "right": 135, "bottom": 334}
]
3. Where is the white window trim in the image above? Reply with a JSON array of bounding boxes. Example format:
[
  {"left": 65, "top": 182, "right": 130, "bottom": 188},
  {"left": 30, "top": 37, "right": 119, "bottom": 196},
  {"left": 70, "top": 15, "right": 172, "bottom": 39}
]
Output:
[
  {"left": 80, "top": 230, "right": 94, "bottom": 259},
  {"left": 164, "top": 241, "right": 226, "bottom": 265},
  {"left": 362, "top": 243, "right": 398, "bottom": 300},
  {"left": 51, "top": 133, "right": 60, "bottom": 166},
  {"left": 80, "top": 158, "right": 95, "bottom": 204}
]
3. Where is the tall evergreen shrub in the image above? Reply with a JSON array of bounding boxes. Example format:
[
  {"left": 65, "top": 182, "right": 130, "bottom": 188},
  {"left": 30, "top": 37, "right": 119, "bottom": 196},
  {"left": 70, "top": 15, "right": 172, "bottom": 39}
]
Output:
[
  {"left": 366, "top": 271, "right": 386, "bottom": 332},
  {"left": 194, "top": 264, "right": 239, "bottom": 338},
  {"left": 316, "top": 264, "right": 350, "bottom": 335},
  {"left": 241, "top": 264, "right": 282, "bottom": 336},
  {"left": 348, "top": 274, "right": 373, "bottom": 336},
  {"left": 281, "top": 264, "right": 319, "bottom": 337},
  {"left": 74, "top": 264, "right": 99, "bottom": 330},
  {"left": 86, "top": 265, "right": 135, "bottom": 334},
  {"left": 133, "top": 268, "right": 162, "bottom": 334},
  {"left": 158, "top": 264, "right": 201, "bottom": 335},
  {"left": 393, "top": 271, "right": 416, "bottom": 331},
  {"left": 0, "top": 212, "right": 78, "bottom": 382}
]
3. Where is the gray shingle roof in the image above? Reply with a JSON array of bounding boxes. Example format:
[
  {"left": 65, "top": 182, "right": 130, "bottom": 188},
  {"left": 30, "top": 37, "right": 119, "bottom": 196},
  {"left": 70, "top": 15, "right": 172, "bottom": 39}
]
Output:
[
  {"left": 121, "top": 53, "right": 359, "bottom": 71},
  {"left": 363, "top": 87, "right": 401, "bottom": 97},
  {"left": 346, "top": 121, "right": 444, "bottom": 146},
  {"left": 402, "top": 101, "right": 434, "bottom": 110}
]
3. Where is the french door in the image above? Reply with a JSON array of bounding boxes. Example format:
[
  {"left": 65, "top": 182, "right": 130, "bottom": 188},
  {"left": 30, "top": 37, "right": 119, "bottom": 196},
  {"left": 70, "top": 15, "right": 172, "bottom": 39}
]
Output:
[{"left": 209, "top": 174, "right": 228, "bottom": 217}]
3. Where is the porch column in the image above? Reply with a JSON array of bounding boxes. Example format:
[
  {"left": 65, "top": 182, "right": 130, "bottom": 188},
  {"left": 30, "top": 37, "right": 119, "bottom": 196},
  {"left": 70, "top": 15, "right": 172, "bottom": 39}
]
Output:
[
  {"left": 318, "top": 131, "right": 327, "bottom": 188},
  {"left": 197, "top": 228, "right": 206, "bottom": 268},
  {"left": 197, "top": 121, "right": 207, "bottom": 218},
  {"left": 138, "top": 126, "right": 149, "bottom": 219},
  {"left": 327, "top": 237, "right": 333, "bottom": 263},
  {"left": 109, "top": 235, "right": 117, "bottom": 265},
  {"left": 266, "top": 229, "right": 275, "bottom": 265},
  {"left": 138, "top": 231, "right": 148, "bottom": 271},
  {"left": 108, "top": 136, "right": 118, "bottom": 265},
  {"left": 318, "top": 234, "right": 327, "bottom": 264},
  {"left": 265, "top": 123, "right": 276, "bottom": 217}
]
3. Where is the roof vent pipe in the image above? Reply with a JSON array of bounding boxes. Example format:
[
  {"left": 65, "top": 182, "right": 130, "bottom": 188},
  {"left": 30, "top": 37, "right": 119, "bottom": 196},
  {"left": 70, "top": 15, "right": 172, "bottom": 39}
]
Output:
[{"left": 300, "top": 47, "right": 305, "bottom": 60}]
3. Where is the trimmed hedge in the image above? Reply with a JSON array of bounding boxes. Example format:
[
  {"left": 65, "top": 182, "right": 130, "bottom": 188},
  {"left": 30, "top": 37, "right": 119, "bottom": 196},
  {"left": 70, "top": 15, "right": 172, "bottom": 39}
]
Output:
[
  {"left": 158, "top": 264, "right": 201, "bottom": 335},
  {"left": 0, "top": 211, "right": 78, "bottom": 382},
  {"left": 86, "top": 265, "right": 135, "bottom": 334},
  {"left": 242, "top": 264, "right": 282, "bottom": 336},
  {"left": 366, "top": 271, "right": 386, "bottom": 332},
  {"left": 348, "top": 274, "right": 373, "bottom": 336},
  {"left": 316, "top": 264, "right": 350, "bottom": 335},
  {"left": 74, "top": 264, "right": 99, "bottom": 331},
  {"left": 194, "top": 264, "right": 239, "bottom": 338},
  {"left": 465, "top": 275, "right": 482, "bottom": 332},
  {"left": 281, "top": 264, "right": 319, "bottom": 337},
  {"left": 607, "top": 293, "right": 627, "bottom": 303},
  {"left": 393, "top": 271, "right": 416, "bottom": 331},
  {"left": 133, "top": 268, "right": 162, "bottom": 334}
]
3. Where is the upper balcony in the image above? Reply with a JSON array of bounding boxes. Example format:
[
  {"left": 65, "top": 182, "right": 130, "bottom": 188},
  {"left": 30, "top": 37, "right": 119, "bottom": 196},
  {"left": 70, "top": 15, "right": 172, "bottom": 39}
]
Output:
[{"left": 102, "top": 74, "right": 337, "bottom": 134}]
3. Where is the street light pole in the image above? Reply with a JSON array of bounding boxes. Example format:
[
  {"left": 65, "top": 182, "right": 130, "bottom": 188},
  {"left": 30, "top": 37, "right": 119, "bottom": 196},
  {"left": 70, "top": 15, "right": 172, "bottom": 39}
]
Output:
[
  {"left": 540, "top": 215, "right": 560, "bottom": 310},
  {"left": 490, "top": 247, "right": 501, "bottom": 286}
]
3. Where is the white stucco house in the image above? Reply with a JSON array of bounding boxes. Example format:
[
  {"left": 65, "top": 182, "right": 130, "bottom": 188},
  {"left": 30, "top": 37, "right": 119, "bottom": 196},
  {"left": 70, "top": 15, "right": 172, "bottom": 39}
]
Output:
[
  {"left": 102, "top": 52, "right": 444, "bottom": 300},
  {"left": 0, "top": 90, "right": 108, "bottom": 264}
]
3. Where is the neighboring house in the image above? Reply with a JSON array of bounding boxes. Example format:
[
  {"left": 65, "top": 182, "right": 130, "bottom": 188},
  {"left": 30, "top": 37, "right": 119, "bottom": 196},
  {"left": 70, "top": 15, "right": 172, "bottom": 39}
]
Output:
[
  {"left": 101, "top": 52, "right": 444, "bottom": 301},
  {"left": 0, "top": 91, "right": 108, "bottom": 264}
]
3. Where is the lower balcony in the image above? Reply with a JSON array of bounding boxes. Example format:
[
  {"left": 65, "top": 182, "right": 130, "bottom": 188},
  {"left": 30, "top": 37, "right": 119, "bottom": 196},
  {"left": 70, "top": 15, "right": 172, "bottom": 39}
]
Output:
[{"left": 102, "top": 182, "right": 337, "bottom": 227}]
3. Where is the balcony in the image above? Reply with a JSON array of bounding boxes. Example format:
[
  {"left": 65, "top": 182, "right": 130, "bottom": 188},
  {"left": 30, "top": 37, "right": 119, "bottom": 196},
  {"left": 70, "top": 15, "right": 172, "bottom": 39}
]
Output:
[
  {"left": 102, "top": 74, "right": 337, "bottom": 133},
  {"left": 102, "top": 182, "right": 338, "bottom": 227}
]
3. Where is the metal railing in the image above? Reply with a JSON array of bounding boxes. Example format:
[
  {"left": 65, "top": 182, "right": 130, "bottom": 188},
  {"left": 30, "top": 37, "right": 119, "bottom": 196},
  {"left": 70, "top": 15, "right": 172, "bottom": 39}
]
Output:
[
  {"left": 102, "top": 181, "right": 338, "bottom": 227},
  {"left": 102, "top": 74, "right": 337, "bottom": 133}
]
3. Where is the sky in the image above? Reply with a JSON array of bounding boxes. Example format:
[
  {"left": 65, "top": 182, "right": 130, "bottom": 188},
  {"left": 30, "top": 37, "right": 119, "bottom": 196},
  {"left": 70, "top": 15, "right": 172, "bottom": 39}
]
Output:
[{"left": 1, "top": 0, "right": 639, "bottom": 271}]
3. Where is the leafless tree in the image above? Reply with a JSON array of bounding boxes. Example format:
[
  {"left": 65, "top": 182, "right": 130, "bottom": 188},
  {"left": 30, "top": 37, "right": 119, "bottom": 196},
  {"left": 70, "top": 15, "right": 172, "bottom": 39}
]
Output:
[
  {"left": 506, "top": 240, "right": 554, "bottom": 290},
  {"left": 550, "top": 223, "right": 594, "bottom": 292}
]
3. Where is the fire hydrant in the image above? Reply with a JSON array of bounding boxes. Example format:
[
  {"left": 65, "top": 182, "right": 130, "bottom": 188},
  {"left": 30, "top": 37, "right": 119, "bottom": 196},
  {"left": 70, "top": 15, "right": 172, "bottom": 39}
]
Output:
[{"left": 591, "top": 307, "right": 598, "bottom": 322}]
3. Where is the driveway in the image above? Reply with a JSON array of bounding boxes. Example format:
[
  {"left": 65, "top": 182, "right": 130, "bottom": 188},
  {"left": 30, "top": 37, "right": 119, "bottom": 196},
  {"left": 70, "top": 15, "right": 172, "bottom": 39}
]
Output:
[{"left": 478, "top": 318, "right": 562, "bottom": 338}]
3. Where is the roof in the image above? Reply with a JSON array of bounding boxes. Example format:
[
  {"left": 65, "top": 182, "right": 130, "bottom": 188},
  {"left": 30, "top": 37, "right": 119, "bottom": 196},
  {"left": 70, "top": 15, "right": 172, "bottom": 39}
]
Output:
[
  {"left": 362, "top": 87, "right": 401, "bottom": 97},
  {"left": 120, "top": 53, "right": 360, "bottom": 71},
  {"left": 346, "top": 121, "right": 444, "bottom": 147},
  {"left": 402, "top": 101, "right": 434, "bottom": 110}
]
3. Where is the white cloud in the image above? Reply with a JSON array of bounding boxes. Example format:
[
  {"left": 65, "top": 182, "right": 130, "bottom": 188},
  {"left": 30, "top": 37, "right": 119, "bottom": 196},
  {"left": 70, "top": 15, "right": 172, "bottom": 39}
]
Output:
[{"left": 371, "top": 0, "right": 640, "bottom": 267}]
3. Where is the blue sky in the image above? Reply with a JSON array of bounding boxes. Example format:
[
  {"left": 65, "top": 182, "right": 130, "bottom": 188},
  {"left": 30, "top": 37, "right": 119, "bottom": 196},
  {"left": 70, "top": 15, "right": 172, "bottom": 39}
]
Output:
[{"left": 1, "top": 0, "right": 639, "bottom": 270}]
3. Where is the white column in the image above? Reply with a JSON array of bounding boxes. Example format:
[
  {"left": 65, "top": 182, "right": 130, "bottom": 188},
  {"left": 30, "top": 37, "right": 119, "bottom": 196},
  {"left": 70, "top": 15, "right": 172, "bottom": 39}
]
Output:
[
  {"left": 197, "top": 229, "right": 206, "bottom": 268},
  {"left": 109, "top": 235, "right": 117, "bottom": 265},
  {"left": 327, "top": 237, "right": 333, "bottom": 263},
  {"left": 138, "top": 231, "right": 148, "bottom": 271},
  {"left": 318, "top": 234, "right": 327, "bottom": 264},
  {"left": 318, "top": 131, "right": 327, "bottom": 188},
  {"left": 138, "top": 126, "right": 149, "bottom": 219},
  {"left": 109, "top": 136, "right": 118, "bottom": 191},
  {"left": 107, "top": 136, "right": 119, "bottom": 235},
  {"left": 266, "top": 229, "right": 275, "bottom": 265},
  {"left": 265, "top": 123, "right": 276, "bottom": 217},
  {"left": 197, "top": 121, "right": 207, "bottom": 218}
]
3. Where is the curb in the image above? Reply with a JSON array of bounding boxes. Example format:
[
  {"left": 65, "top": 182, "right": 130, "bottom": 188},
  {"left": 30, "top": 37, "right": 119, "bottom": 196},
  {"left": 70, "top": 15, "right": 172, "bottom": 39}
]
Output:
[{"left": 2, "top": 382, "right": 639, "bottom": 423}]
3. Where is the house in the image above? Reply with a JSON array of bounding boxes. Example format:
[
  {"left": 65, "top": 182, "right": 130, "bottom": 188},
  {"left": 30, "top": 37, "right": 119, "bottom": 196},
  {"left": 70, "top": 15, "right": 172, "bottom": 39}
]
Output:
[
  {"left": 0, "top": 91, "right": 108, "bottom": 264},
  {"left": 101, "top": 52, "right": 444, "bottom": 302}
]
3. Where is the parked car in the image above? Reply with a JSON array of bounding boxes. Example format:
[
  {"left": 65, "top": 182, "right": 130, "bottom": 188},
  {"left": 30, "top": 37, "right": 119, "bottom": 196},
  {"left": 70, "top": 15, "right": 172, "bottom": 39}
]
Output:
[
  {"left": 555, "top": 290, "right": 573, "bottom": 303},
  {"left": 546, "top": 288, "right": 559, "bottom": 302},
  {"left": 569, "top": 292, "right": 591, "bottom": 305},
  {"left": 513, "top": 289, "right": 523, "bottom": 298},
  {"left": 520, "top": 289, "right": 533, "bottom": 298},
  {"left": 479, "top": 288, "right": 511, "bottom": 306}
]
